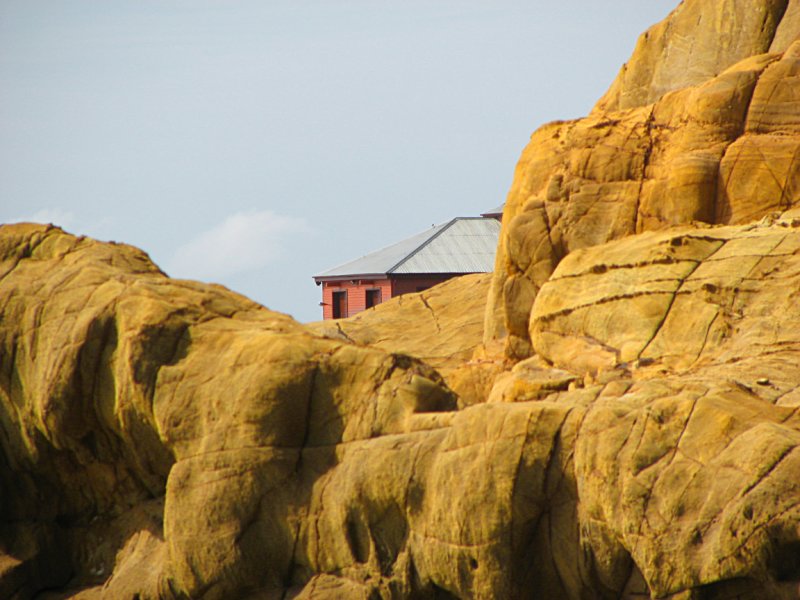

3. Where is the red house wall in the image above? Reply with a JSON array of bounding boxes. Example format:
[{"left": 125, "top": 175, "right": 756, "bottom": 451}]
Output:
[
  {"left": 391, "top": 275, "right": 455, "bottom": 297},
  {"left": 320, "top": 279, "right": 392, "bottom": 319},
  {"left": 319, "top": 274, "right": 461, "bottom": 319}
]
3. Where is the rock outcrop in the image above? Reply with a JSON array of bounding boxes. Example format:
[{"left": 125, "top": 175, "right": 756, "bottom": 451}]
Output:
[
  {"left": 485, "top": 0, "right": 800, "bottom": 359},
  {"left": 595, "top": 0, "right": 797, "bottom": 113},
  {"left": 6, "top": 215, "right": 800, "bottom": 598},
  {"left": 306, "top": 273, "right": 505, "bottom": 409},
  {"left": 0, "top": 224, "right": 459, "bottom": 598},
  {"left": 5, "top": 0, "right": 800, "bottom": 598},
  {"left": 306, "top": 273, "right": 491, "bottom": 383}
]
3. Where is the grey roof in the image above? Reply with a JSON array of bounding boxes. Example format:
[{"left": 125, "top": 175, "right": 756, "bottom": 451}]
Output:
[{"left": 314, "top": 217, "right": 500, "bottom": 280}]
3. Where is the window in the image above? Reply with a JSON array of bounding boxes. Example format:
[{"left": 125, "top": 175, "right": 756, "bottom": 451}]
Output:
[
  {"left": 365, "top": 288, "right": 382, "bottom": 309},
  {"left": 332, "top": 290, "right": 348, "bottom": 319}
]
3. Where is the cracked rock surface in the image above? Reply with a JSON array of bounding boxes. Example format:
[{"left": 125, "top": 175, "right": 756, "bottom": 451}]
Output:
[
  {"left": 0, "top": 224, "right": 459, "bottom": 598},
  {"left": 305, "top": 273, "right": 491, "bottom": 385},
  {"left": 6, "top": 218, "right": 800, "bottom": 598},
  {"left": 485, "top": 0, "right": 800, "bottom": 358},
  {"left": 5, "top": 1, "right": 800, "bottom": 598}
]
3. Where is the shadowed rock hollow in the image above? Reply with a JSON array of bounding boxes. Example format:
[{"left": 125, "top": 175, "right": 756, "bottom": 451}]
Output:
[{"left": 4, "top": 0, "right": 800, "bottom": 598}]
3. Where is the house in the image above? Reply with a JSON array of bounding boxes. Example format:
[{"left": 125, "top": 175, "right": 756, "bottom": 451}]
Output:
[{"left": 313, "top": 216, "right": 501, "bottom": 319}]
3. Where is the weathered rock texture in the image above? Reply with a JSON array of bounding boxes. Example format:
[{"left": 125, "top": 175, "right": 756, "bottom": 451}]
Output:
[
  {"left": 0, "top": 224, "right": 460, "bottom": 598},
  {"left": 486, "top": 0, "right": 800, "bottom": 358},
  {"left": 595, "top": 0, "right": 798, "bottom": 113},
  {"left": 306, "top": 274, "right": 506, "bottom": 410},
  {"left": 306, "top": 273, "right": 491, "bottom": 383},
  {"left": 5, "top": 0, "right": 800, "bottom": 598},
  {"left": 6, "top": 216, "right": 800, "bottom": 598}
]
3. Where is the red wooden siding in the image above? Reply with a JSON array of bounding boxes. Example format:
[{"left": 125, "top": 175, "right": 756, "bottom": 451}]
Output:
[
  {"left": 390, "top": 275, "right": 455, "bottom": 297},
  {"left": 320, "top": 279, "right": 392, "bottom": 319},
  {"left": 320, "top": 275, "right": 460, "bottom": 319}
]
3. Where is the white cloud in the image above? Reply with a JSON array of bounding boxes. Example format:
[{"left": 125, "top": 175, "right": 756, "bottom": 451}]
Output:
[
  {"left": 166, "top": 209, "right": 311, "bottom": 281},
  {"left": 6, "top": 208, "right": 78, "bottom": 230}
]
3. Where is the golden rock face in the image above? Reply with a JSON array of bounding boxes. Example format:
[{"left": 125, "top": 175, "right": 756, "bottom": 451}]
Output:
[
  {"left": 6, "top": 1, "right": 800, "bottom": 598},
  {"left": 485, "top": 0, "right": 800, "bottom": 359},
  {"left": 0, "top": 224, "right": 460, "bottom": 598},
  {"left": 594, "top": 0, "right": 794, "bottom": 113},
  {"left": 306, "top": 272, "right": 491, "bottom": 384},
  {"left": 7, "top": 218, "right": 800, "bottom": 598}
]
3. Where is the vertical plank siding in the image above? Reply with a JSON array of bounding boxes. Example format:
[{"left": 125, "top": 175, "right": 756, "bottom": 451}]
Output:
[
  {"left": 320, "top": 279, "right": 392, "bottom": 319},
  {"left": 320, "top": 275, "right": 461, "bottom": 319}
]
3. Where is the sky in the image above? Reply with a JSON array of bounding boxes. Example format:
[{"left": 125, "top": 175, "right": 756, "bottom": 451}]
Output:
[{"left": 0, "top": 1, "right": 678, "bottom": 322}]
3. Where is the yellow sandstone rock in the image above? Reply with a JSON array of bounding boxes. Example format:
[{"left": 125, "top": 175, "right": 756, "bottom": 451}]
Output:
[
  {"left": 306, "top": 273, "right": 506, "bottom": 409},
  {"left": 5, "top": 218, "right": 800, "bottom": 597},
  {"left": 306, "top": 272, "right": 491, "bottom": 382},
  {"left": 0, "top": 224, "right": 457, "bottom": 598},
  {"left": 6, "top": 0, "right": 800, "bottom": 598},
  {"left": 486, "top": 0, "right": 800, "bottom": 359},
  {"left": 595, "top": 0, "right": 797, "bottom": 113}
]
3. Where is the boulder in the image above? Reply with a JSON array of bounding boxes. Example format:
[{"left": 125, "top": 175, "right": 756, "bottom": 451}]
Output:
[
  {"left": 486, "top": 28, "right": 800, "bottom": 358},
  {"left": 4, "top": 216, "right": 800, "bottom": 598},
  {"left": 6, "top": 0, "right": 800, "bottom": 597},
  {"left": 0, "top": 224, "right": 456, "bottom": 598},
  {"left": 306, "top": 273, "right": 492, "bottom": 383},
  {"left": 595, "top": 0, "right": 799, "bottom": 113}
]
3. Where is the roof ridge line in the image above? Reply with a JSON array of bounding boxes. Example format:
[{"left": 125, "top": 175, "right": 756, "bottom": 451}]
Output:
[{"left": 386, "top": 217, "right": 459, "bottom": 274}]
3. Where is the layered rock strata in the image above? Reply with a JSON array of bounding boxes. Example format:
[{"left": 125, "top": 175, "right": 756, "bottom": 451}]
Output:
[
  {"left": 5, "top": 211, "right": 800, "bottom": 598},
  {"left": 486, "top": 0, "right": 800, "bottom": 359},
  {"left": 306, "top": 273, "right": 491, "bottom": 383},
  {"left": 0, "top": 224, "right": 458, "bottom": 598},
  {"left": 5, "top": 0, "right": 800, "bottom": 597}
]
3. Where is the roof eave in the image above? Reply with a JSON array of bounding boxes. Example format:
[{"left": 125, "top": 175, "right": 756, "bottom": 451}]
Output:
[{"left": 313, "top": 273, "right": 389, "bottom": 284}]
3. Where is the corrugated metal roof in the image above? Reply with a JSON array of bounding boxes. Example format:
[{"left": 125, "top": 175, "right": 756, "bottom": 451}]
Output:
[
  {"left": 393, "top": 218, "right": 500, "bottom": 273},
  {"left": 313, "top": 217, "right": 500, "bottom": 280}
]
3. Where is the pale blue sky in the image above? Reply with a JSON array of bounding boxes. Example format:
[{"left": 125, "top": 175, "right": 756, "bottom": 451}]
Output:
[{"left": 1, "top": 1, "right": 677, "bottom": 321}]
